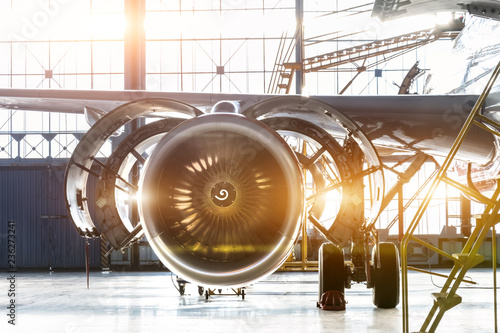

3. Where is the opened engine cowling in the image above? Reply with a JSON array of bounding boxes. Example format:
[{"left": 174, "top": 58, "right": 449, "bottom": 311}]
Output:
[{"left": 139, "top": 113, "right": 304, "bottom": 287}]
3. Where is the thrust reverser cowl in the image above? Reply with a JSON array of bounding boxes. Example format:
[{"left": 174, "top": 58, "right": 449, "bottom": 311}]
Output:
[{"left": 139, "top": 113, "right": 304, "bottom": 287}]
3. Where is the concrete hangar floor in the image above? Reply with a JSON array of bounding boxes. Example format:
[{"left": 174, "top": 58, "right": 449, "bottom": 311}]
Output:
[{"left": 1, "top": 269, "right": 498, "bottom": 333}]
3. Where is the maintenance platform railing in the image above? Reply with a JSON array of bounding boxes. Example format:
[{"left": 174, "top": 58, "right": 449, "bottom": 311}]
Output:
[{"left": 401, "top": 60, "right": 500, "bottom": 333}]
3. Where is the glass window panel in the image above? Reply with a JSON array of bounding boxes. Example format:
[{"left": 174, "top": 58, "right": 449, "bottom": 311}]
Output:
[
  {"left": 146, "top": 0, "right": 165, "bottom": 11},
  {"left": 192, "top": 0, "right": 218, "bottom": 11},
  {"left": 61, "top": 1, "right": 91, "bottom": 14},
  {"left": 95, "top": 73, "right": 116, "bottom": 90},
  {"left": 10, "top": 0, "right": 48, "bottom": 41},
  {"left": 222, "top": 73, "right": 243, "bottom": 93},
  {"left": 145, "top": 12, "right": 168, "bottom": 39},
  {"left": 264, "top": 39, "right": 282, "bottom": 71},
  {"left": 92, "top": 74, "right": 112, "bottom": 90},
  {"left": 50, "top": 10, "right": 92, "bottom": 40},
  {"left": 109, "top": 42, "right": 124, "bottom": 72},
  {"left": 159, "top": 74, "right": 183, "bottom": 91},
  {"left": 180, "top": 0, "right": 196, "bottom": 10},
  {"left": 75, "top": 73, "right": 92, "bottom": 89},
  {"left": 92, "top": 0, "right": 123, "bottom": 13},
  {"left": 179, "top": 41, "right": 194, "bottom": 73},
  {"left": 223, "top": 39, "right": 256, "bottom": 71},
  {"left": 24, "top": 43, "right": 48, "bottom": 74},
  {"left": 11, "top": 75, "right": 25, "bottom": 88},
  {"left": 274, "top": 0, "right": 295, "bottom": 8},
  {"left": 245, "top": 40, "right": 264, "bottom": 71},
  {"left": 146, "top": 74, "right": 161, "bottom": 90},
  {"left": 75, "top": 42, "right": 93, "bottom": 73},
  {"left": 0, "top": 112, "right": 12, "bottom": 132},
  {"left": 49, "top": 113, "right": 62, "bottom": 132},
  {"left": 0, "top": 76, "right": 9, "bottom": 88},
  {"left": 47, "top": 7, "right": 73, "bottom": 40},
  {"left": 0, "top": 44, "right": 10, "bottom": 74},
  {"left": 93, "top": 41, "right": 116, "bottom": 73},
  {"left": 247, "top": 73, "right": 265, "bottom": 93},
  {"left": 220, "top": 11, "right": 261, "bottom": 38},
  {"left": 159, "top": 41, "right": 181, "bottom": 73},
  {"left": 0, "top": 3, "right": 12, "bottom": 40},
  {"left": 10, "top": 111, "right": 25, "bottom": 131},
  {"left": 110, "top": 74, "right": 124, "bottom": 90},
  {"left": 11, "top": 44, "right": 27, "bottom": 74},
  {"left": 193, "top": 40, "right": 220, "bottom": 72},
  {"left": 28, "top": 75, "right": 46, "bottom": 89},
  {"left": 146, "top": 41, "right": 162, "bottom": 73},
  {"left": 55, "top": 74, "right": 76, "bottom": 89},
  {"left": 56, "top": 113, "right": 89, "bottom": 132},
  {"left": 91, "top": 12, "right": 126, "bottom": 40}
]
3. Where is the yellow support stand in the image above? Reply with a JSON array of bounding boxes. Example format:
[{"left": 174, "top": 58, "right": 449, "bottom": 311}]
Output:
[{"left": 401, "top": 60, "right": 500, "bottom": 333}]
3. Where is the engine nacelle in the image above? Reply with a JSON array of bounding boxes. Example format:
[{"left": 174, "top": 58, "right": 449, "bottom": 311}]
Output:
[{"left": 139, "top": 113, "right": 304, "bottom": 287}]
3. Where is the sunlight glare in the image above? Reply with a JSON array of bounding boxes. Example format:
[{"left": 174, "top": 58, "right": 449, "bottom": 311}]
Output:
[
  {"left": 379, "top": 14, "right": 447, "bottom": 38},
  {"left": 91, "top": 12, "right": 126, "bottom": 37},
  {"left": 145, "top": 10, "right": 296, "bottom": 39}
]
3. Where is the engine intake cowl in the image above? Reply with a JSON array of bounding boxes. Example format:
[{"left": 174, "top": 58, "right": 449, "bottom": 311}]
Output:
[{"left": 139, "top": 113, "right": 304, "bottom": 287}]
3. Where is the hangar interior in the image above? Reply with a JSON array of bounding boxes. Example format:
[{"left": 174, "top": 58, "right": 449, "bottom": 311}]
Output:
[
  {"left": 0, "top": 0, "right": 488, "bottom": 268},
  {"left": 1, "top": 0, "right": 500, "bottom": 332}
]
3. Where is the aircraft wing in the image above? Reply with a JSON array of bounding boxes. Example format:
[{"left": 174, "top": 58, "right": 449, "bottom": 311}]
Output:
[
  {"left": 0, "top": 87, "right": 497, "bottom": 165},
  {"left": 0, "top": 88, "right": 272, "bottom": 114}
]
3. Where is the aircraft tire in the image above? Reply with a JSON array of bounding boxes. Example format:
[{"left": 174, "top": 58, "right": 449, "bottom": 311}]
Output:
[
  {"left": 319, "top": 243, "right": 345, "bottom": 298},
  {"left": 372, "top": 242, "right": 400, "bottom": 308}
]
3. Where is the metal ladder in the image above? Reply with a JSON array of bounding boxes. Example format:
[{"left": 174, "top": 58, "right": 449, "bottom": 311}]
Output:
[
  {"left": 401, "top": 60, "right": 500, "bottom": 333},
  {"left": 303, "top": 28, "right": 459, "bottom": 73},
  {"left": 267, "top": 28, "right": 300, "bottom": 94}
]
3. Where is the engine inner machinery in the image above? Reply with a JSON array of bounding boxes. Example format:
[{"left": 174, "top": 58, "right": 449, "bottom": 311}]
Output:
[{"left": 139, "top": 113, "right": 304, "bottom": 287}]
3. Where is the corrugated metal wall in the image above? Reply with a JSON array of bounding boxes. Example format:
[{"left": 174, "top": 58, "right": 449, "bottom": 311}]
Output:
[{"left": 0, "top": 166, "right": 101, "bottom": 269}]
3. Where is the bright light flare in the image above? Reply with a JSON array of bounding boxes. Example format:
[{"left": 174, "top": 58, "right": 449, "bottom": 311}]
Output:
[
  {"left": 91, "top": 12, "right": 126, "bottom": 37},
  {"left": 379, "top": 13, "right": 452, "bottom": 38},
  {"left": 8, "top": 7, "right": 128, "bottom": 41},
  {"left": 145, "top": 10, "right": 296, "bottom": 39}
]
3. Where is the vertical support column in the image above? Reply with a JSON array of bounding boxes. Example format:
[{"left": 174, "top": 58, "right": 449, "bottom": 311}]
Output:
[
  {"left": 398, "top": 187, "right": 404, "bottom": 242},
  {"left": 124, "top": 0, "right": 146, "bottom": 271},
  {"left": 460, "top": 194, "right": 471, "bottom": 237},
  {"left": 124, "top": 0, "right": 146, "bottom": 91},
  {"left": 295, "top": 0, "right": 304, "bottom": 94},
  {"left": 493, "top": 224, "right": 498, "bottom": 331}
]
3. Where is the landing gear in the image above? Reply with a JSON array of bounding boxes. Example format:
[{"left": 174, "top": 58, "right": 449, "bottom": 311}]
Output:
[
  {"left": 372, "top": 242, "right": 400, "bottom": 308},
  {"left": 246, "top": 97, "right": 400, "bottom": 310}
]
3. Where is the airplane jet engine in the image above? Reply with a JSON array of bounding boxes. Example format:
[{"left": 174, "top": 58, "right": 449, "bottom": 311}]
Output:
[
  {"left": 138, "top": 113, "right": 304, "bottom": 286},
  {"left": 64, "top": 97, "right": 380, "bottom": 291}
]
